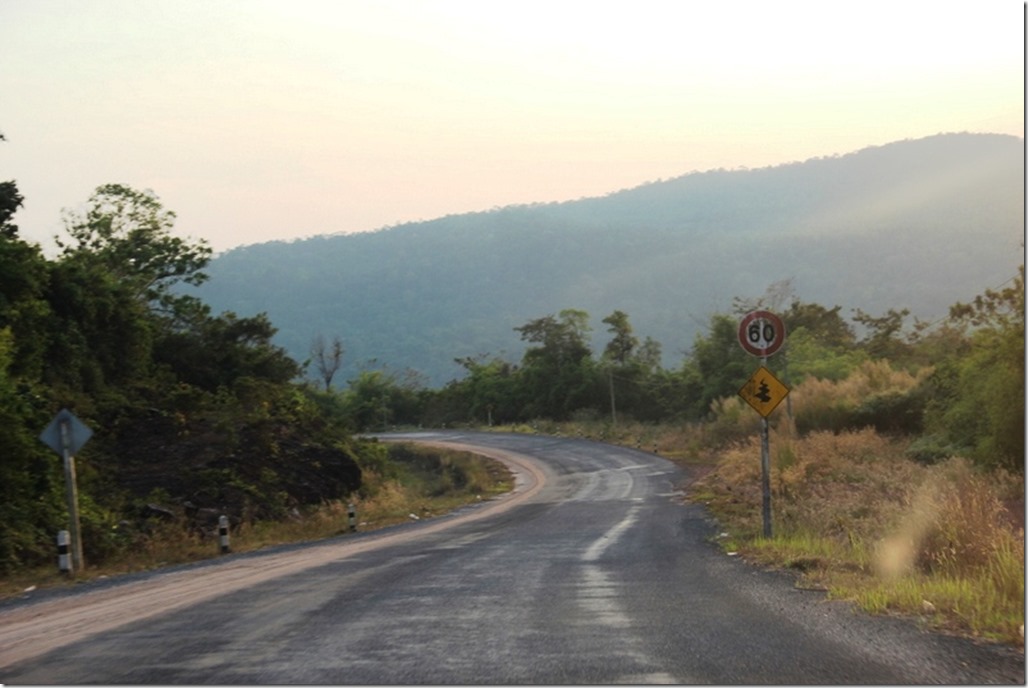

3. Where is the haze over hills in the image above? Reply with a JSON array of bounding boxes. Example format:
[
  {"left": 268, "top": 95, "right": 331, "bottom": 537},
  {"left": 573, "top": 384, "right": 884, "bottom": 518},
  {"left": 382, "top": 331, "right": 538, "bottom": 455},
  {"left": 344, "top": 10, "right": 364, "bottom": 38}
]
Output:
[{"left": 195, "top": 133, "right": 1024, "bottom": 386}]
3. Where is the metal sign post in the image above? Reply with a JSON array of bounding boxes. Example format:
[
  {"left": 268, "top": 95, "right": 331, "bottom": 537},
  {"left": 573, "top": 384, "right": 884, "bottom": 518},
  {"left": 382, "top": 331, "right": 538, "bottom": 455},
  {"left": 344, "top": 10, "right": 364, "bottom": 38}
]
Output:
[
  {"left": 738, "top": 312, "right": 788, "bottom": 539},
  {"left": 39, "top": 409, "right": 93, "bottom": 573}
]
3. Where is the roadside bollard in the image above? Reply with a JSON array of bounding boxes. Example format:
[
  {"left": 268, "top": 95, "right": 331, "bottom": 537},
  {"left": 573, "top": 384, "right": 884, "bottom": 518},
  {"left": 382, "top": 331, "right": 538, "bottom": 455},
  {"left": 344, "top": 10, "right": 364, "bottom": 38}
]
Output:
[
  {"left": 57, "top": 530, "right": 72, "bottom": 575},
  {"left": 218, "top": 515, "right": 230, "bottom": 554},
  {"left": 348, "top": 503, "right": 357, "bottom": 532}
]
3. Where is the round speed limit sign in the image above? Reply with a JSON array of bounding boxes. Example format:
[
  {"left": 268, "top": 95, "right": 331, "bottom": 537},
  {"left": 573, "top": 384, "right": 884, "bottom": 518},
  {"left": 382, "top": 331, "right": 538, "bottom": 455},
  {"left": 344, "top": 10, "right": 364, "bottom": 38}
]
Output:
[{"left": 738, "top": 310, "right": 786, "bottom": 358}]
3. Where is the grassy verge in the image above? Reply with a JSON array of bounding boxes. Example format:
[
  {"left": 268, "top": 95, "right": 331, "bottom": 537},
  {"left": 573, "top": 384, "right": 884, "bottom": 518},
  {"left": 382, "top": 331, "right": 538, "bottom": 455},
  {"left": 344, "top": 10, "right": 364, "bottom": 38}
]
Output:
[
  {"left": 691, "top": 427, "right": 1024, "bottom": 646},
  {"left": 0, "top": 443, "right": 512, "bottom": 602}
]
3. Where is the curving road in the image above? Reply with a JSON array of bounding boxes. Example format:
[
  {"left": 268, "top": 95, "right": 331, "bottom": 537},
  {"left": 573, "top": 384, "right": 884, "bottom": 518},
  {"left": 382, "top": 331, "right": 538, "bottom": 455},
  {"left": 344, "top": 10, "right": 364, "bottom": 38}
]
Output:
[{"left": 1, "top": 431, "right": 1023, "bottom": 684}]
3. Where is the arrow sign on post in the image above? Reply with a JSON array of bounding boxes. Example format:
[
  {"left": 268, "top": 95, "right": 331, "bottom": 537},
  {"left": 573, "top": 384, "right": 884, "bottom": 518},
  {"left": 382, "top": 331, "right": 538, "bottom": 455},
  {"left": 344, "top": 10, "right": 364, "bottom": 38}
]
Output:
[{"left": 40, "top": 409, "right": 92, "bottom": 573}]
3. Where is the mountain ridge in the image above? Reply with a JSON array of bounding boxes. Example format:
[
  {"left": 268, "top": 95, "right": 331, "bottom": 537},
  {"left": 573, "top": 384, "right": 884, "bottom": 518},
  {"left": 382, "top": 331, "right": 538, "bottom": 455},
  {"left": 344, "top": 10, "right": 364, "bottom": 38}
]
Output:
[{"left": 195, "top": 132, "right": 1024, "bottom": 385}]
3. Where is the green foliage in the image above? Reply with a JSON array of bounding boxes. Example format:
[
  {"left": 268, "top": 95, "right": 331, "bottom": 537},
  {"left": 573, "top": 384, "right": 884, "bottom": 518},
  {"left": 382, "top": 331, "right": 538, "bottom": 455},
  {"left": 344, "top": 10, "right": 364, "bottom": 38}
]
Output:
[
  {"left": 0, "top": 180, "right": 24, "bottom": 239},
  {"left": 515, "top": 309, "right": 598, "bottom": 419},
  {"left": 783, "top": 327, "right": 865, "bottom": 382},
  {"left": 342, "top": 369, "right": 427, "bottom": 430},
  {"left": 922, "top": 267, "right": 1025, "bottom": 471},
  {"left": 679, "top": 314, "right": 752, "bottom": 418},
  {"left": 58, "top": 184, "right": 212, "bottom": 314},
  {"left": 153, "top": 311, "right": 299, "bottom": 391},
  {"left": 0, "top": 329, "right": 66, "bottom": 575},
  {"left": 0, "top": 229, "right": 52, "bottom": 379},
  {"left": 0, "top": 184, "right": 372, "bottom": 575}
]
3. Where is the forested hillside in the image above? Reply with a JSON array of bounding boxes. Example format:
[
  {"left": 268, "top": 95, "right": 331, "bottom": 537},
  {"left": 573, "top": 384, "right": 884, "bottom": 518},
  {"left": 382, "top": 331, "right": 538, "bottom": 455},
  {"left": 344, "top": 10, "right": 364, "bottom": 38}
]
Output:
[{"left": 196, "top": 133, "right": 1024, "bottom": 386}]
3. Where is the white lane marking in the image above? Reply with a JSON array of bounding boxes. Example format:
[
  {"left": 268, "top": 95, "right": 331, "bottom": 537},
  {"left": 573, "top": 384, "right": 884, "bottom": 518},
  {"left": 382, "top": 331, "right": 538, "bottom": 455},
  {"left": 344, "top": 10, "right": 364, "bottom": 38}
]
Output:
[{"left": 582, "top": 505, "right": 640, "bottom": 562}]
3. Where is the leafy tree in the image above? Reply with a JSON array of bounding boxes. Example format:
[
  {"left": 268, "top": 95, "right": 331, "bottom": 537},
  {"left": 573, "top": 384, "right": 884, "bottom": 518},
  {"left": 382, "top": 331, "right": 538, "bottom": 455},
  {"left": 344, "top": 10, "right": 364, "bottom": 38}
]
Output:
[
  {"left": 342, "top": 369, "right": 425, "bottom": 430},
  {"left": 784, "top": 326, "right": 865, "bottom": 382},
  {"left": 0, "top": 229, "right": 52, "bottom": 379},
  {"left": 515, "top": 309, "right": 597, "bottom": 419},
  {"left": 601, "top": 310, "right": 636, "bottom": 424},
  {"left": 600, "top": 310, "right": 670, "bottom": 422},
  {"left": 43, "top": 258, "right": 154, "bottom": 393},
  {"left": 453, "top": 355, "right": 520, "bottom": 425},
  {"left": 680, "top": 313, "right": 753, "bottom": 419},
  {"left": 0, "top": 181, "right": 23, "bottom": 240},
  {"left": 58, "top": 184, "right": 212, "bottom": 317},
  {"left": 852, "top": 307, "right": 912, "bottom": 361},
  {"left": 923, "top": 267, "right": 1024, "bottom": 470},
  {"left": 782, "top": 301, "right": 855, "bottom": 349},
  {"left": 0, "top": 328, "right": 64, "bottom": 575},
  {"left": 602, "top": 310, "right": 638, "bottom": 364},
  {"left": 154, "top": 311, "right": 299, "bottom": 391}
]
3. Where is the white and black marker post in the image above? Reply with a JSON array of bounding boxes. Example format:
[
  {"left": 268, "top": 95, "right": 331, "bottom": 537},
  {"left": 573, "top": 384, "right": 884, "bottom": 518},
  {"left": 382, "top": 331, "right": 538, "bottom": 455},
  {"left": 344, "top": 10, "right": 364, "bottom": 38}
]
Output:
[
  {"left": 348, "top": 503, "right": 357, "bottom": 532},
  {"left": 57, "top": 530, "right": 72, "bottom": 574},
  {"left": 218, "top": 515, "right": 230, "bottom": 554}
]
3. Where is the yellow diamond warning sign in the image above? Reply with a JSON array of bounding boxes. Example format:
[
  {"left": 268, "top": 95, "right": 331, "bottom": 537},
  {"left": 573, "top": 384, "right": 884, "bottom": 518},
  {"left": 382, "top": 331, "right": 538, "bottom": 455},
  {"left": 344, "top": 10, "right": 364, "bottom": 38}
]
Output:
[{"left": 738, "top": 366, "right": 790, "bottom": 418}]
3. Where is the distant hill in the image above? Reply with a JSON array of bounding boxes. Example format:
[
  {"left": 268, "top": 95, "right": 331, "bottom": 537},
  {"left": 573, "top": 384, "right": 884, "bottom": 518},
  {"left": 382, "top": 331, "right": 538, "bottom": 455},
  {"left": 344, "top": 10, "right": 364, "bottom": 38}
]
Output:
[{"left": 194, "top": 133, "right": 1025, "bottom": 386}]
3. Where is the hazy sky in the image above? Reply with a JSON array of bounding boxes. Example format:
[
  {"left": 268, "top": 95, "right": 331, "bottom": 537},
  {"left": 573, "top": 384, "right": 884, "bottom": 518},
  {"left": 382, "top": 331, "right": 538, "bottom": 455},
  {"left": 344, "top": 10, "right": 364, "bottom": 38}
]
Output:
[{"left": 1, "top": 0, "right": 1023, "bottom": 254}]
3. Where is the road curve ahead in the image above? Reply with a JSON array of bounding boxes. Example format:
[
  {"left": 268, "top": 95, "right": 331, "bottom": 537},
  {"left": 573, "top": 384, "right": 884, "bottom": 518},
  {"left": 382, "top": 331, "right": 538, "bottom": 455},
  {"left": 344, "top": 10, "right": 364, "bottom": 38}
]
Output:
[{"left": 1, "top": 431, "right": 1023, "bottom": 684}]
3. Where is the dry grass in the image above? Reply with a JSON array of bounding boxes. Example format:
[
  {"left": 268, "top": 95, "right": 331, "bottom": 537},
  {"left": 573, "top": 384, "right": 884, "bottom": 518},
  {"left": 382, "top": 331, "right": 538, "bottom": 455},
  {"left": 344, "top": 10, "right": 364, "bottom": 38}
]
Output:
[{"left": 693, "top": 427, "right": 1024, "bottom": 645}]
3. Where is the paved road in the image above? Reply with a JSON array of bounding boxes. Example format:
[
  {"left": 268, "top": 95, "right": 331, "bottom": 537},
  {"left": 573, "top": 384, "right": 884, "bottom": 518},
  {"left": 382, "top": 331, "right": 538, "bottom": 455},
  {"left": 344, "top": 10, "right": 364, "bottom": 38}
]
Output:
[{"left": 1, "top": 431, "right": 1023, "bottom": 684}]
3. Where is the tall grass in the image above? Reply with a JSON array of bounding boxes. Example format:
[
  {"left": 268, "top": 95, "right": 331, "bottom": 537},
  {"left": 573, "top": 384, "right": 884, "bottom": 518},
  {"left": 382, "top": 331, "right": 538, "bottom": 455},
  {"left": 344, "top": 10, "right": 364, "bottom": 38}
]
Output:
[{"left": 694, "top": 427, "right": 1024, "bottom": 644}]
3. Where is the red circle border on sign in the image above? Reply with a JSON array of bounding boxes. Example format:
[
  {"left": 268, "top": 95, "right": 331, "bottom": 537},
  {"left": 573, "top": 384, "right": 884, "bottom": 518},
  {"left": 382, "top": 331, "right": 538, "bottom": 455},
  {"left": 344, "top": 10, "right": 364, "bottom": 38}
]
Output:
[{"left": 738, "top": 310, "right": 786, "bottom": 358}]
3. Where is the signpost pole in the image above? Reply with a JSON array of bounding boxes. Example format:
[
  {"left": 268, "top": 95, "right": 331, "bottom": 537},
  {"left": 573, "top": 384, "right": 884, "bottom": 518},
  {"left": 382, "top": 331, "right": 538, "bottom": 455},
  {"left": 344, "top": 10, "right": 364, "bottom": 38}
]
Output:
[
  {"left": 759, "top": 357, "right": 773, "bottom": 539},
  {"left": 59, "top": 420, "right": 85, "bottom": 572},
  {"left": 738, "top": 311, "right": 786, "bottom": 541}
]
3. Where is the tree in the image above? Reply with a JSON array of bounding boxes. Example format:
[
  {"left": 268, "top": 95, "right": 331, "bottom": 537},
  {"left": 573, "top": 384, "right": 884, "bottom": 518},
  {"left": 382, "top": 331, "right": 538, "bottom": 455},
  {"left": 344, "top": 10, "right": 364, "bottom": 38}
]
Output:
[
  {"left": 0, "top": 181, "right": 23, "bottom": 240},
  {"left": 154, "top": 311, "right": 300, "bottom": 391},
  {"left": 452, "top": 355, "right": 520, "bottom": 425},
  {"left": 923, "top": 267, "right": 1024, "bottom": 471},
  {"left": 515, "top": 309, "right": 596, "bottom": 419},
  {"left": 601, "top": 310, "right": 640, "bottom": 425},
  {"left": 602, "top": 310, "right": 638, "bottom": 365},
  {"left": 58, "top": 184, "right": 212, "bottom": 317},
  {"left": 680, "top": 313, "right": 752, "bottom": 419},
  {"left": 310, "top": 334, "right": 344, "bottom": 391},
  {"left": 782, "top": 301, "right": 855, "bottom": 349},
  {"left": 852, "top": 307, "right": 912, "bottom": 361}
]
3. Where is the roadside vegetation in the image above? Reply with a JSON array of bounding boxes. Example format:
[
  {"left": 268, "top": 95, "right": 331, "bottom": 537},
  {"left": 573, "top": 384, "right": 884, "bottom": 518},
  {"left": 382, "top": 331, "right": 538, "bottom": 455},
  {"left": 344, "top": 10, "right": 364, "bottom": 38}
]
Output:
[
  {"left": 0, "top": 159, "right": 1021, "bottom": 646},
  {"left": 0, "top": 442, "right": 511, "bottom": 600}
]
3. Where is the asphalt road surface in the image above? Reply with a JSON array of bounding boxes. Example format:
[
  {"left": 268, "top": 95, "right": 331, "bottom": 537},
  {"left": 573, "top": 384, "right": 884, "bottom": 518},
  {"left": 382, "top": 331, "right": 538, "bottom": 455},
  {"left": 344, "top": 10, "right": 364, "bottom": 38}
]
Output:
[{"left": 1, "top": 431, "right": 1023, "bottom": 684}]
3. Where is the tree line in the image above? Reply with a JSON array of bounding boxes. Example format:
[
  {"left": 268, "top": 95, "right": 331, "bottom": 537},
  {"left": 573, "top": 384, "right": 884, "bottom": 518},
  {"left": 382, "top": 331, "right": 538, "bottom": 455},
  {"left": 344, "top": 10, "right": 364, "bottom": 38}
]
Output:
[{"left": 336, "top": 279, "right": 1024, "bottom": 474}]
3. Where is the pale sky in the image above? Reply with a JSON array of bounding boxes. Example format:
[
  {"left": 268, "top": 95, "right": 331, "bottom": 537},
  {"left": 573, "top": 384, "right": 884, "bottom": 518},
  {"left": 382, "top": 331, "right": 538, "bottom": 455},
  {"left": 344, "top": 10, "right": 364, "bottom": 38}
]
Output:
[{"left": 1, "top": 0, "right": 1023, "bottom": 254}]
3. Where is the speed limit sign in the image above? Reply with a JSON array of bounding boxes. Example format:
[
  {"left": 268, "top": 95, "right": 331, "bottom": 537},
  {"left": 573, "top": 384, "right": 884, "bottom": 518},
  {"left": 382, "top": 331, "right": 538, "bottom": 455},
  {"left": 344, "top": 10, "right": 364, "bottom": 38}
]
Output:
[{"left": 738, "top": 310, "right": 786, "bottom": 358}]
